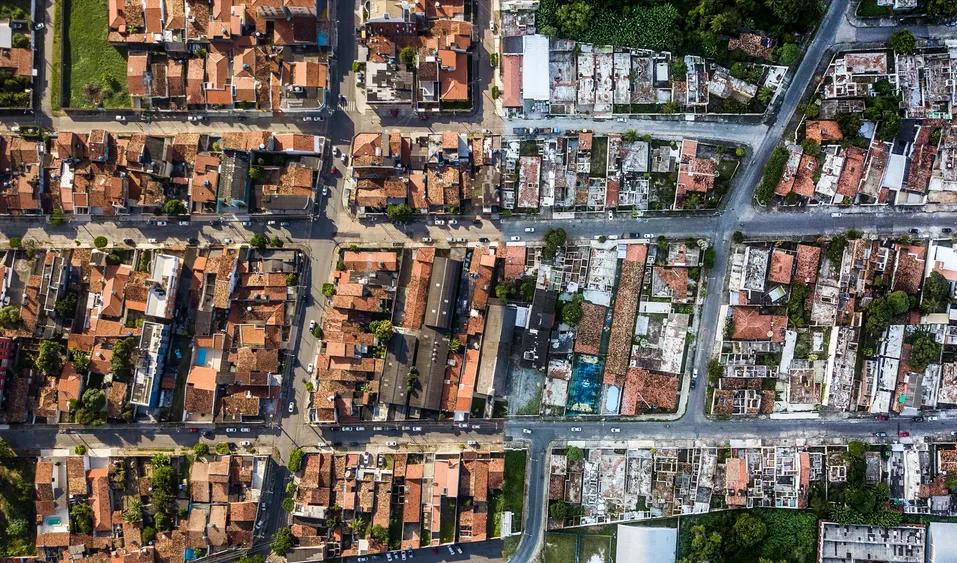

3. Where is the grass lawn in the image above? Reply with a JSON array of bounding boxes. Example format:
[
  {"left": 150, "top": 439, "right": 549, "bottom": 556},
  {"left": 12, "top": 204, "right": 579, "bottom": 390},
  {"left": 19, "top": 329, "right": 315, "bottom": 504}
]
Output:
[
  {"left": 488, "top": 490, "right": 504, "bottom": 537},
  {"left": 503, "top": 451, "right": 527, "bottom": 518},
  {"left": 52, "top": 0, "right": 61, "bottom": 111},
  {"left": 517, "top": 381, "right": 542, "bottom": 415},
  {"left": 579, "top": 534, "right": 613, "bottom": 563},
  {"left": 590, "top": 137, "right": 608, "bottom": 178},
  {"left": 717, "top": 159, "right": 739, "bottom": 180},
  {"left": 439, "top": 497, "right": 457, "bottom": 544},
  {"left": 0, "top": 449, "right": 36, "bottom": 556},
  {"left": 503, "top": 535, "right": 520, "bottom": 562},
  {"left": 543, "top": 533, "right": 578, "bottom": 563},
  {"left": 63, "top": 0, "right": 130, "bottom": 108},
  {"left": 856, "top": 0, "right": 893, "bottom": 17}
]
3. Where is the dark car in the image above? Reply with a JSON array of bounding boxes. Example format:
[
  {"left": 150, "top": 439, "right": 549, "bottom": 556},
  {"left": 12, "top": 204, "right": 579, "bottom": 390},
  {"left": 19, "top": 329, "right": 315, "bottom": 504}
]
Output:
[
  {"left": 874, "top": 415, "right": 888, "bottom": 421},
  {"left": 124, "top": 238, "right": 136, "bottom": 246},
  {"left": 188, "top": 238, "right": 199, "bottom": 245},
  {"left": 945, "top": 228, "right": 953, "bottom": 234},
  {"left": 479, "top": 237, "right": 490, "bottom": 243},
  {"left": 910, "top": 228, "right": 920, "bottom": 234},
  {"left": 912, "top": 416, "right": 924, "bottom": 422},
  {"left": 690, "top": 379, "right": 696, "bottom": 390}
]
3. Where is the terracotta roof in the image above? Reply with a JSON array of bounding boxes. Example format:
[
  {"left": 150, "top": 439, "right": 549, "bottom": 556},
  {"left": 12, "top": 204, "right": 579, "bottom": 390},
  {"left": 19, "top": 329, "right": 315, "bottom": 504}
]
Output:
[
  {"left": 502, "top": 55, "right": 522, "bottom": 107},
  {"left": 894, "top": 244, "right": 926, "bottom": 295},
  {"left": 836, "top": 146, "right": 865, "bottom": 199},
  {"left": 767, "top": 250, "right": 794, "bottom": 285},
  {"left": 620, "top": 369, "right": 678, "bottom": 415},
  {"left": 795, "top": 245, "right": 820, "bottom": 284},
  {"left": 0, "top": 47, "right": 33, "bottom": 76},
  {"left": 128, "top": 54, "right": 150, "bottom": 96},
  {"left": 67, "top": 457, "right": 88, "bottom": 496},
  {"left": 574, "top": 302, "right": 605, "bottom": 355},
  {"left": 731, "top": 306, "right": 787, "bottom": 342},
  {"left": 805, "top": 120, "right": 844, "bottom": 143}
]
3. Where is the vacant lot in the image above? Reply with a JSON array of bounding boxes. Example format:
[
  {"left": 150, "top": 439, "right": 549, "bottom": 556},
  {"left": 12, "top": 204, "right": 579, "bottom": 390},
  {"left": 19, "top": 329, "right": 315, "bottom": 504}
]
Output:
[
  {"left": 544, "top": 533, "right": 577, "bottom": 563},
  {"left": 579, "top": 534, "right": 613, "bottom": 563},
  {"left": 503, "top": 450, "right": 527, "bottom": 521},
  {"left": 63, "top": 0, "right": 129, "bottom": 108}
]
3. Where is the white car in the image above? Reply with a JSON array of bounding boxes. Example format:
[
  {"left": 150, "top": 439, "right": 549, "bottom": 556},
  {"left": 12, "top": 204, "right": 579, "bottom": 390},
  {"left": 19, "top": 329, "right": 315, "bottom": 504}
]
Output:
[
  {"left": 301, "top": 116, "right": 313, "bottom": 122},
  {"left": 355, "top": 426, "right": 366, "bottom": 431},
  {"left": 458, "top": 423, "right": 469, "bottom": 428},
  {"left": 373, "top": 426, "right": 385, "bottom": 431},
  {"left": 342, "top": 427, "right": 354, "bottom": 432},
  {"left": 267, "top": 220, "right": 276, "bottom": 225},
  {"left": 489, "top": 21, "right": 495, "bottom": 31},
  {"left": 412, "top": 426, "right": 423, "bottom": 432},
  {"left": 400, "top": 551, "right": 407, "bottom": 561},
  {"left": 240, "top": 427, "right": 250, "bottom": 432},
  {"left": 447, "top": 237, "right": 455, "bottom": 243},
  {"left": 148, "top": 238, "right": 158, "bottom": 243},
  {"left": 510, "top": 236, "right": 521, "bottom": 241},
  {"left": 455, "top": 547, "right": 463, "bottom": 554},
  {"left": 306, "top": 363, "right": 314, "bottom": 373},
  {"left": 524, "top": 227, "right": 535, "bottom": 233},
  {"left": 242, "top": 221, "right": 252, "bottom": 226},
  {"left": 240, "top": 441, "right": 252, "bottom": 447},
  {"left": 571, "top": 427, "right": 582, "bottom": 432},
  {"left": 288, "top": 401, "right": 294, "bottom": 413},
  {"left": 471, "top": 424, "right": 481, "bottom": 429},
  {"left": 179, "top": 221, "right": 189, "bottom": 226},
  {"left": 226, "top": 428, "right": 237, "bottom": 433},
  {"left": 309, "top": 320, "right": 317, "bottom": 330},
  {"left": 387, "top": 441, "right": 398, "bottom": 447},
  {"left": 611, "top": 428, "right": 621, "bottom": 433},
  {"left": 616, "top": 117, "right": 626, "bottom": 123},
  {"left": 156, "top": 221, "right": 167, "bottom": 226},
  {"left": 422, "top": 237, "right": 433, "bottom": 243},
  {"left": 407, "top": 549, "right": 414, "bottom": 559},
  {"left": 644, "top": 233, "right": 656, "bottom": 240},
  {"left": 322, "top": 187, "right": 328, "bottom": 196},
  {"left": 693, "top": 368, "right": 699, "bottom": 379},
  {"left": 831, "top": 212, "right": 842, "bottom": 218},
  {"left": 522, "top": 428, "right": 532, "bottom": 434},
  {"left": 607, "top": 211, "right": 614, "bottom": 219},
  {"left": 449, "top": 219, "right": 459, "bottom": 225},
  {"left": 608, "top": 234, "right": 619, "bottom": 240},
  {"left": 448, "top": 546, "right": 456, "bottom": 556},
  {"left": 115, "top": 115, "right": 126, "bottom": 121},
  {"left": 223, "top": 238, "right": 234, "bottom": 244},
  {"left": 468, "top": 440, "right": 478, "bottom": 446},
  {"left": 434, "top": 219, "right": 445, "bottom": 226},
  {"left": 386, "top": 553, "right": 393, "bottom": 562}
]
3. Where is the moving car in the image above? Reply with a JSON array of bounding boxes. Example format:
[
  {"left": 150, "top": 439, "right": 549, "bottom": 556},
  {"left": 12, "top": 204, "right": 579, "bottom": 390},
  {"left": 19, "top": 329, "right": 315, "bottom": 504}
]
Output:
[
  {"left": 571, "top": 427, "right": 582, "bottom": 432},
  {"left": 524, "top": 227, "right": 535, "bottom": 233},
  {"left": 611, "top": 428, "right": 621, "bottom": 433},
  {"left": 693, "top": 368, "right": 699, "bottom": 378},
  {"left": 510, "top": 236, "right": 521, "bottom": 241},
  {"left": 899, "top": 431, "right": 910, "bottom": 437},
  {"left": 522, "top": 429, "right": 532, "bottom": 434},
  {"left": 874, "top": 432, "right": 887, "bottom": 437}
]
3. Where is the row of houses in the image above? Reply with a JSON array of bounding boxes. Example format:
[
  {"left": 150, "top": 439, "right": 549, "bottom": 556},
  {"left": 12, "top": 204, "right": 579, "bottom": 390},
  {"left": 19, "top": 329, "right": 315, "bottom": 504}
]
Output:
[
  {"left": 287, "top": 451, "right": 505, "bottom": 557},
  {"left": 0, "top": 130, "right": 326, "bottom": 218},
  {"left": 105, "top": 0, "right": 331, "bottom": 111}
]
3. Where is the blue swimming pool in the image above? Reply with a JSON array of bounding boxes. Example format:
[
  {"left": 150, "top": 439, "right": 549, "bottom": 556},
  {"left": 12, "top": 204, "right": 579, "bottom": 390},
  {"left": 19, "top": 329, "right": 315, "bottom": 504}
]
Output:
[
  {"left": 566, "top": 356, "right": 603, "bottom": 415},
  {"left": 196, "top": 348, "right": 207, "bottom": 366}
]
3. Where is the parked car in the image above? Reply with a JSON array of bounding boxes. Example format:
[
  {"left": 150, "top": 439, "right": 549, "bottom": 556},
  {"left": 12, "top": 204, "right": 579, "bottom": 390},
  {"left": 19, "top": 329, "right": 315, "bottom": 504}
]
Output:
[
  {"left": 947, "top": 20, "right": 957, "bottom": 26},
  {"left": 449, "top": 219, "right": 459, "bottom": 225},
  {"left": 223, "top": 238, "right": 234, "bottom": 244},
  {"left": 471, "top": 424, "right": 481, "bottom": 429},
  {"left": 690, "top": 379, "right": 696, "bottom": 389},
  {"left": 616, "top": 117, "right": 626, "bottom": 122},
  {"left": 240, "top": 441, "right": 251, "bottom": 447},
  {"left": 124, "top": 238, "right": 136, "bottom": 245},
  {"left": 288, "top": 401, "right": 294, "bottom": 413},
  {"left": 156, "top": 221, "right": 167, "bottom": 226},
  {"left": 830, "top": 212, "right": 842, "bottom": 218},
  {"left": 911, "top": 228, "right": 920, "bottom": 234},
  {"left": 913, "top": 416, "right": 925, "bottom": 422},
  {"left": 422, "top": 237, "right": 433, "bottom": 243},
  {"left": 571, "top": 427, "right": 582, "bottom": 432},
  {"left": 513, "top": 127, "right": 529, "bottom": 135},
  {"left": 447, "top": 546, "right": 455, "bottom": 556},
  {"left": 608, "top": 234, "right": 619, "bottom": 240},
  {"left": 342, "top": 427, "right": 354, "bottom": 432},
  {"left": 386, "top": 441, "right": 398, "bottom": 447},
  {"left": 945, "top": 228, "right": 953, "bottom": 233},
  {"left": 226, "top": 428, "right": 237, "bottom": 433},
  {"left": 510, "top": 236, "right": 521, "bottom": 241},
  {"left": 188, "top": 238, "right": 199, "bottom": 245},
  {"left": 874, "top": 432, "right": 887, "bottom": 437},
  {"left": 240, "top": 427, "right": 250, "bottom": 432},
  {"left": 309, "top": 320, "right": 317, "bottom": 330},
  {"left": 522, "top": 429, "right": 532, "bottom": 434},
  {"left": 115, "top": 115, "right": 126, "bottom": 121},
  {"left": 412, "top": 426, "right": 423, "bottom": 432},
  {"left": 611, "top": 428, "right": 621, "bottom": 433},
  {"left": 875, "top": 415, "right": 888, "bottom": 421},
  {"left": 456, "top": 547, "right": 463, "bottom": 554},
  {"left": 468, "top": 440, "right": 478, "bottom": 446},
  {"left": 355, "top": 426, "right": 366, "bottom": 431},
  {"left": 400, "top": 551, "right": 406, "bottom": 560},
  {"left": 479, "top": 237, "right": 490, "bottom": 243},
  {"left": 524, "top": 227, "right": 535, "bottom": 233},
  {"left": 607, "top": 211, "right": 614, "bottom": 219},
  {"left": 434, "top": 219, "right": 445, "bottom": 226},
  {"left": 693, "top": 368, "right": 699, "bottom": 379},
  {"left": 148, "top": 238, "right": 158, "bottom": 243},
  {"left": 306, "top": 363, "right": 314, "bottom": 373}
]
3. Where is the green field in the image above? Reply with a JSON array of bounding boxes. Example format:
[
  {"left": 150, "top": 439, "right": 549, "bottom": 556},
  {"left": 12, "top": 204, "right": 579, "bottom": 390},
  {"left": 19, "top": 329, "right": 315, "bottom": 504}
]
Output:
[
  {"left": 503, "top": 451, "right": 527, "bottom": 521},
  {"left": 544, "top": 533, "right": 578, "bottom": 563},
  {"left": 579, "top": 534, "right": 613, "bottom": 563},
  {"left": 63, "top": 0, "right": 130, "bottom": 108}
]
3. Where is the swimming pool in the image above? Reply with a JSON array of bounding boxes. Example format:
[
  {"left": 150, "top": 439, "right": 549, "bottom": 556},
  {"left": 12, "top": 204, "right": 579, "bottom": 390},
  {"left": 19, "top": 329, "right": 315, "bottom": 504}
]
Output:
[{"left": 196, "top": 348, "right": 208, "bottom": 366}]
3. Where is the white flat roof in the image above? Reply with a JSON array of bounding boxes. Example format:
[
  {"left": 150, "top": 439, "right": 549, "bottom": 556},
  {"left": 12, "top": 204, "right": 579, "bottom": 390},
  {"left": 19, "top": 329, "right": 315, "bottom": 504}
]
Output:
[
  {"left": 522, "top": 35, "right": 550, "bottom": 101},
  {"left": 616, "top": 526, "right": 677, "bottom": 563}
]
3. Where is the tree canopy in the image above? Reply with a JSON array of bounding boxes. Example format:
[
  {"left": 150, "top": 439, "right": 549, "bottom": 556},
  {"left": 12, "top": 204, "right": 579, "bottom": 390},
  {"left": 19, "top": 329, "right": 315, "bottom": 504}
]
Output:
[
  {"left": 889, "top": 30, "right": 917, "bottom": 54},
  {"left": 542, "top": 228, "right": 567, "bottom": 260},
  {"left": 37, "top": 341, "right": 64, "bottom": 375}
]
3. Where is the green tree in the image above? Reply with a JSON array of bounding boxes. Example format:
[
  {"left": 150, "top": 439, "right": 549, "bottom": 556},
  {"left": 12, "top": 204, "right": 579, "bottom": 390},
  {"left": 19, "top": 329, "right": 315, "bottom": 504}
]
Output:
[
  {"left": 163, "top": 200, "right": 187, "bottom": 215},
  {"left": 248, "top": 165, "right": 264, "bottom": 180},
  {"left": 288, "top": 448, "right": 305, "bottom": 472},
  {"left": 678, "top": 525, "right": 722, "bottom": 563},
  {"left": 888, "top": 290, "right": 910, "bottom": 315},
  {"left": 111, "top": 337, "right": 137, "bottom": 379},
  {"left": 50, "top": 208, "right": 64, "bottom": 226},
  {"left": 321, "top": 283, "right": 335, "bottom": 297},
  {"left": 836, "top": 112, "right": 864, "bottom": 138},
  {"left": 732, "top": 231, "right": 745, "bottom": 244},
  {"left": 238, "top": 555, "right": 266, "bottom": 563},
  {"left": 55, "top": 293, "right": 78, "bottom": 318},
  {"left": 142, "top": 526, "right": 156, "bottom": 545},
  {"left": 757, "top": 87, "right": 774, "bottom": 105},
  {"left": 491, "top": 85, "right": 501, "bottom": 99},
  {"left": 909, "top": 329, "right": 941, "bottom": 370},
  {"left": 12, "top": 33, "right": 28, "bottom": 48},
  {"left": 70, "top": 347, "right": 91, "bottom": 373},
  {"left": 386, "top": 203, "right": 414, "bottom": 223},
  {"left": 370, "top": 320, "right": 394, "bottom": 341},
  {"left": 801, "top": 138, "right": 821, "bottom": 157},
  {"left": 74, "top": 445, "right": 87, "bottom": 455},
  {"left": 921, "top": 270, "right": 952, "bottom": 313},
  {"left": 123, "top": 499, "right": 143, "bottom": 523},
  {"left": 622, "top": 129, "right": 640, "bottom": 143},
  {"left": 707, "top": 359, "right": 723, "bottom": 382},
  {"left": 565, "top": 446, "right": 585, "bottom": 461},
  {"left": 71, "top": 502, "right": 94, "bottom": 534},
  {"left": 549, "top": 501, "right": 569, "bottom": 521},
  {"left": 825, "top": 235, "right": 848, "bottom": 264},
  {"left": 271, "top": 236, "right": 284, "bottom": 248},
  {"left": 286, "top": 273, "right": 299, "bottom": 286},
  {"left": 542, "top": 228, "right": 567, "bottom": 260},
  {"left": 82, "top": 388, "right": 106, "bottom": 412},
  {"left": 37, "top": 341, "right": 64, "bottom": 375},
  {"left": 889, "top": 30, "right": 917, "bottom": 54},
  {"left": 250, "top": 233, "right": 268, "bottom": 249},
  {"left": 929, "top": 0, "right": 957, "bottom": 15},
  {"left": 399, "top": 46, "right": 416, "bottom": 66},
  {"left": 8, "top": 237, "right": 21, "bottom": 248},
  {"left": 555, "top": 0, "right": 592, "bottom": 36},
  {"left": 370, "top": 524, "right": 389, "bottom": 543},
  {"left": 216, "top": 442, "right": 231, "bottom": 455},
  {"left": 193, "top": 443, "right": 209, "bottom": 456},
  {"left": 732, "top": 512, "right": 767, "bottom": 548},
  {"left": 777, "top": 42, "right": 801, "bottom": 66},
  {"left": 766, "top": 0, "right": 823, "bottom": 29},
  {"left": 561, "top": 294, "right": 585, "bottom": 326},
  {"left": 281, "top": 497, "right": 295, "bottom": 511},
  {"left": 0, "top": 305, "right": 19, "bottom": 327},
  {"left": 352, "top": 61, "right": 361, "bottom": 72},
  {"left": 94, "top": 236, "right": 109, "bottom": 249},
  {"left": 5, "top": 517, "right": 28, "bottom": 539}
]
